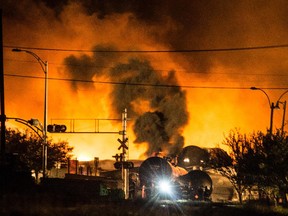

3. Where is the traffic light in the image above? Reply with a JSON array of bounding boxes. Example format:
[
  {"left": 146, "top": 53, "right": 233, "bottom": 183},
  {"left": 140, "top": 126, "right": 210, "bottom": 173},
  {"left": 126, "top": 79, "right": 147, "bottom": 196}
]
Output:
[
  {"left": 47, "top": 124, "right": 67, "bottom": 133},
  {"left": 114, "top": 161, "right": 134, "bottom": 170}
]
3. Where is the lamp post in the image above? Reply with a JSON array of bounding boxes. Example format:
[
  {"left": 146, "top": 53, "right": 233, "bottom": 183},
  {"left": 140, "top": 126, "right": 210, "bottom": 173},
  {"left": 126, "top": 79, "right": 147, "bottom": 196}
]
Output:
[
  {"left": 251, "top": 87, "right": 288, "bottom": 134},
  {"left": 7, "top": 117, "right": 44, "bottom": 140},
  {"left": 12, "top": 48, "right": 48, "bottom": 178}
]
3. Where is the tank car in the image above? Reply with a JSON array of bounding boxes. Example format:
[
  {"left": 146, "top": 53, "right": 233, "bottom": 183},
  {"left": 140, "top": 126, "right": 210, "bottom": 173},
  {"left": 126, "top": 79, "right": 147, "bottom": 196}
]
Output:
[
  {"left": 178, "top": 170, "right": 213, "bottom": 200},
  {"left": 177, "top": 145, "right": 210, "bottom": 169},
  {"left": 139, "top": 156, "right": 187, "bottom": 199},
  {"left": 138, "top": 156, "right": 213, "bottom": 200}
]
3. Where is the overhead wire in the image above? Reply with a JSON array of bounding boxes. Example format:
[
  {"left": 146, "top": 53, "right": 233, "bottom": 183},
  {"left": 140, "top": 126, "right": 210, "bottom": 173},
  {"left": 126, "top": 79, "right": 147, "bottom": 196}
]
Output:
[
  {"left": 4, "top": 44, "right": 288, "bottom": 90},
  {"left": 5, "top": 58, "right": 288, "bottom": 78},
  {"left": 4, "top": 44, "right": 288, "bottom": 53},
  {"left": 5, "top": 43, "right": 288, "bottom": 77},
  {"left": 4, "top": 73, "right": 288, "bottom": 90}
]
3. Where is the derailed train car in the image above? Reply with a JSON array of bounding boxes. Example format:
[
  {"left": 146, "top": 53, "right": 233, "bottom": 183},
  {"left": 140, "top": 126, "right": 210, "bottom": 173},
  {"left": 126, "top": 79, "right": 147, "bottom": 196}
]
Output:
[{"left": 138, "top": 156, "right": 213, "bottom": 200}]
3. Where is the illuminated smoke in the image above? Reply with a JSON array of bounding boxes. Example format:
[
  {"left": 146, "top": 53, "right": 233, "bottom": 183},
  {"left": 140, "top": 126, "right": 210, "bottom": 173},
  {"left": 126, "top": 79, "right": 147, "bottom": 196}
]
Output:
[
  {"left": 110, "top": 59, "right": 188, "bottom": 156},
  {"left": 4, "top": 0, "right": 288, "bottom": 159},
  {"left": 64, "top": 44, "right": 120, "bottom": 91},
  {"left": 69, "top": 0, "right": 288, "bottom": 73},
  {"left": 4, "top": 0, "right": 288, "bottom": 78},
  {"left": 65, "top": 55, "right": 189, "bottom": 156}
]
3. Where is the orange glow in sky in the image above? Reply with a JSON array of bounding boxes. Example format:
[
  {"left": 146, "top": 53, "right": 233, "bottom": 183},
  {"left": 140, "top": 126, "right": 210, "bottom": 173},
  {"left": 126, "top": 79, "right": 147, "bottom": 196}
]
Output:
[{"left": 2, "top": 1, "right": 288, "bottom": 160}]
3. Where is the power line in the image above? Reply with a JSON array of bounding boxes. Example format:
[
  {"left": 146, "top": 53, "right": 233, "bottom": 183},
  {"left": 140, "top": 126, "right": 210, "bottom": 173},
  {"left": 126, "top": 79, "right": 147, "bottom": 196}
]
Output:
[
  {"left": 4, "top": 73, "right": 288, "bottom": 90},
  {"left": 5, "top": 58, "right": 288, "bottom": 78},
  {"left": 4, "top": 44, "right": 288, "bottom": 53}
]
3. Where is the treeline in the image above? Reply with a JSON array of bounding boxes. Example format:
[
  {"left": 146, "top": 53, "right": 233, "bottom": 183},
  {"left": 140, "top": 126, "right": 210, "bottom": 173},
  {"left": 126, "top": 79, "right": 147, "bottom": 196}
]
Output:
[
  {"left": 2, "top": 128, "right": 73, "bottom": 182},
  {"left": 209, "top": 128, "right": 288, "bottom": 206}
]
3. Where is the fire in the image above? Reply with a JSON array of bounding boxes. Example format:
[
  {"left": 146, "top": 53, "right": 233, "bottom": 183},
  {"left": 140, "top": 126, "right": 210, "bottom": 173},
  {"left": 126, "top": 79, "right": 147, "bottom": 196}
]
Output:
[
  {"left": 3, "top": 1, "right": 288, "bottom": 160},
  {"left": 77, "top": 154, "right": 93, "bottom": 162}
]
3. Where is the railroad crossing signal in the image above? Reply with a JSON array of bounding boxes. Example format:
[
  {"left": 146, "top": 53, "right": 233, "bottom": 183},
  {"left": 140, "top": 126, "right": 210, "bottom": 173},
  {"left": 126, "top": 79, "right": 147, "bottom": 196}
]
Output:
[
  {"left": 117, "top": 138, "right": 128, "bottom": 150},
  {"left": 47, "top": 124, "right": 67, "bottom": 133}
]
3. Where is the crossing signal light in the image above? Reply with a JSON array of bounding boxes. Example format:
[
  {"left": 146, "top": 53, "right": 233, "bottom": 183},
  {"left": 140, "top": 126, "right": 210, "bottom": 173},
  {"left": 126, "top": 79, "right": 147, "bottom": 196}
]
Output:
[
  {"left": 114, "top": 162, "right": 122, "bottom": 170},
  {"left": 114, "top": 161, "right": 134, "bottom": 170},
  {"left": 47, "top": 124, "right": 67, "bottom": 133}
]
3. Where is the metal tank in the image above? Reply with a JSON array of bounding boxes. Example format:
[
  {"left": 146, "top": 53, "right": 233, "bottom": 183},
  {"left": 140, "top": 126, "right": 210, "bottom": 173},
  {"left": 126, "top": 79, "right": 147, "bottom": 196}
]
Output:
[
  {"left": 138, "top": 156, "right": 213, "bottom": 200},
  {"left": 177, "top": 145, "right": 210, "bottom": 169},
  {"left": 139, "top": 156, "right": 187, "bottom": 199},
  {"left": 178, "top": 169, "right": 213, "bottom": 200}
]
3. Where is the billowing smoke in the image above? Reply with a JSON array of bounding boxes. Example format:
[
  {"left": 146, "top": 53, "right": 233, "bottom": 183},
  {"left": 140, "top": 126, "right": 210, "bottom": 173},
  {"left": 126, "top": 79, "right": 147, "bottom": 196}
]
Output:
[
  {"left": 64, "top": 44, "right": 120, "bottom": 91},
  {"left": 4, "top": 0, "right": 288, "bottom": 79},
  {"left": 109, "top": 59, "right": 188, "bottom": 156},
  {"left": 62, "top": 37, "right": 189, "bottom": 156},
  {"left": 38, "top": 0, "right": 288, "bottom": 74},
  {"left": 65, "top": 54, "right": 189, "bottom": 156},
  {"left": 4, "top": 0, "right": 288, "bottom": 159}
]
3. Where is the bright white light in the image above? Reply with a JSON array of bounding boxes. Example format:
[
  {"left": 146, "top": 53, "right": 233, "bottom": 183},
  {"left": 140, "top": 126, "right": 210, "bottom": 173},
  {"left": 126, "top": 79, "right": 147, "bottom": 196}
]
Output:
[
  {"left": 158, "top": 180, "right": 172, "bottom": 194},
  {"left": 183, "top": 158, "right": 190, "bottom": 163}
]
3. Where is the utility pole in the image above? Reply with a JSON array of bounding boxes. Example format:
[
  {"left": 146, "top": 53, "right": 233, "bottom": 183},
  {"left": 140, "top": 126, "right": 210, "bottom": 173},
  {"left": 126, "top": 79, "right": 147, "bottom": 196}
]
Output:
[
  {"left": 251, "top": 87, "right": 288, "bottom": 135},
  {"left": 115, "top": 109, "right": 129, "bottom": 199},
  {"left": 0, "top": 9, "right": 6, "bottom": 160},
  {"left": 122, "top": 109, "right": 129, "bottom": 199},
  {"left": 280, "top": 101, "right": 286, "bottom": 136}
]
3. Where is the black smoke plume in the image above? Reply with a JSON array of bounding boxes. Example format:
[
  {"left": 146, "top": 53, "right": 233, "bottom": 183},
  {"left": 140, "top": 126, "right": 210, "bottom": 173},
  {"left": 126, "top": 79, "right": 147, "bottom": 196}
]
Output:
[
  {"left": 110, "top": 58, "right": 188, "bottom": 156},
  {"left": 64, "top": 53, "right": 189, "bottom": 156},
  {"left": 64, "top": 44, "right": 120, "bottom": 91},
  {"left": 4, "top": 0, "right": 288, "bottom": 156}
]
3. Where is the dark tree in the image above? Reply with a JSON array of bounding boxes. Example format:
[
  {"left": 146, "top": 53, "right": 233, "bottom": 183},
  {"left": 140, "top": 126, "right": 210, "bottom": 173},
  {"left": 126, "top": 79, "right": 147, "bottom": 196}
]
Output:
[
  {"left": 5, "top": 128, "right": 73, "bottom": 181},
  {"left": 215, "top": 128, "right": 252, "bottom": 204},
  {"left": 261, "top": 130, "right": 288, "bottom": 206},
  {"left": 216, "top": 128, "right": 288, "bottom": 205}
]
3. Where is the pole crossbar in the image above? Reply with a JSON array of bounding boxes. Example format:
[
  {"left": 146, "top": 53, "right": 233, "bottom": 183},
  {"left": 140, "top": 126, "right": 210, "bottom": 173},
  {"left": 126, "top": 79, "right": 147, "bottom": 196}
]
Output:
[{"left": 50, "top": 118, "right": 122, "bottom": 134}]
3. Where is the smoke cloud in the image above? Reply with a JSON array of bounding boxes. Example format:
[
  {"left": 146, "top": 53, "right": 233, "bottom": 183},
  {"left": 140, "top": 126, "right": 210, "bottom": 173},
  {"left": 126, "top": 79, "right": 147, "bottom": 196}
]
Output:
[
  {"left": 39, "top": 0, "right": 288, "bottom": 73},
  {"left": 64, "top": 53, "right": 189, "bottom": 156},
  {"left": 3, "top": 0, "right": 288, "bottom": 159},
  {"left": 109, "top": 59, "right": 188, "bottom": 156},
  {"left": 64, "top": 44, "right": 120, "bottom": 91}
]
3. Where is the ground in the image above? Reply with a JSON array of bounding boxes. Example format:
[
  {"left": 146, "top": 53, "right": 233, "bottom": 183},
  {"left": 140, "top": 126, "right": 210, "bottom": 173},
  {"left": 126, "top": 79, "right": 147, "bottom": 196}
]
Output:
[{"left": 1, "top": 194, "right": 288, "bottom": 216}]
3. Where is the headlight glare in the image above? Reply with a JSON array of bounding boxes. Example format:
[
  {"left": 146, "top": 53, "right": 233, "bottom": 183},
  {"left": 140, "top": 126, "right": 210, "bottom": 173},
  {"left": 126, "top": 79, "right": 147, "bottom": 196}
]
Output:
[{"left": 158, "top": 179, "right": 172, "bottom": 194}]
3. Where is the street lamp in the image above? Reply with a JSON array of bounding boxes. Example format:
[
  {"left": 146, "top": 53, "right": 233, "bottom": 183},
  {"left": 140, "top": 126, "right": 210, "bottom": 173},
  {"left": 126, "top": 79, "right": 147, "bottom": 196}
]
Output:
[
  {"left": 7, "top": 117, "right": 44, "bottom": 140},
  {"left": 251, "top": 87, "right": 288, "bottom": 134},
  {"left": 12, "top": 48, "right": 48, "bottom": 178}
]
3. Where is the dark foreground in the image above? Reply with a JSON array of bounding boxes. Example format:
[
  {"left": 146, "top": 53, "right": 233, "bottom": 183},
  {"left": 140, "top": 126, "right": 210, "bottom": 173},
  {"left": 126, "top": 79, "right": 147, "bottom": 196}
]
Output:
[{"left": 1, "top": 194, "right": 288, "bottom": 216}]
